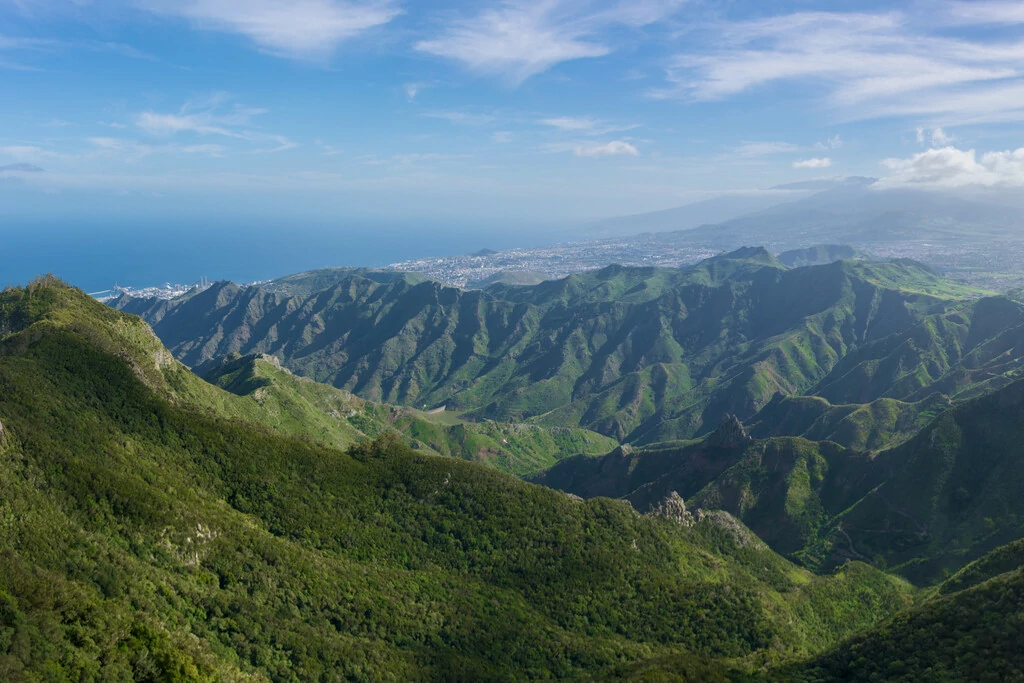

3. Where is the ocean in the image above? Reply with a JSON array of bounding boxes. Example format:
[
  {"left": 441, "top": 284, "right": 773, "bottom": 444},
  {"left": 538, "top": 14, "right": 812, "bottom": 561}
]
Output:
[{"left": 1, "top": 221, "right": 574, "bottom": 294}]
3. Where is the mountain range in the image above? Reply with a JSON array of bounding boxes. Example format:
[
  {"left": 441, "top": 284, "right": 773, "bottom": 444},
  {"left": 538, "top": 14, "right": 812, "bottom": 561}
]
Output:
[
  {"left": 5, "top": 242, "right": 1024, "bottom": 679},
  {"left": 589, "top": 178, "right": 1024, "bottom": 250},
  {"left": 0, "top": 277, "right": 937, "bottom": 680},
  {"left": 118, "top": 247, "right": 1023, "bottom": 450}
]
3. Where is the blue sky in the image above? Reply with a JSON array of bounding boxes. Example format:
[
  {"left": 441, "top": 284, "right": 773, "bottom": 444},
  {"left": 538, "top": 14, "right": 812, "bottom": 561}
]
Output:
[{"left": 3, "top": 0, "right": 1024, "bottom": 232}]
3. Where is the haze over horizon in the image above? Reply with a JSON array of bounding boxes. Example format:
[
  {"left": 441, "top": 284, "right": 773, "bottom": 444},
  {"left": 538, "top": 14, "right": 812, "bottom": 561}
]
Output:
[{"left": 5, "top": 0, "right": 1024, "bottom": 289}]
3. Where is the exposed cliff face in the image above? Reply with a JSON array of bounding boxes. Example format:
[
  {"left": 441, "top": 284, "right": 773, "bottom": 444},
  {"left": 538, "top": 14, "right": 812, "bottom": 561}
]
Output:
[{"left": 646, "top": 491, "right": 694, "bottom": 526}]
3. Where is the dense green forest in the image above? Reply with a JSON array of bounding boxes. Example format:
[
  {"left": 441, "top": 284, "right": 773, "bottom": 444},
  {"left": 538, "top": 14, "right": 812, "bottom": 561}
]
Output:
[{"left": 0, "top": 279, "right": 933, "bottom": 680}]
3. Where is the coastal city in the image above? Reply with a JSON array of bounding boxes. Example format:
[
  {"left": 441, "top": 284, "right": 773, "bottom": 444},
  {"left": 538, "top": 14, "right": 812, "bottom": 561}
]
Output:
[{"left": 387, "top": 235, "right": 722, "bottom": 289}]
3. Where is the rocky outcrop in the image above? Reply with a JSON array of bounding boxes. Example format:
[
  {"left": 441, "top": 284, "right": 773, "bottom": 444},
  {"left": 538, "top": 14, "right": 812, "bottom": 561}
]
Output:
[
  {"left": 707, "top": 414, "right": 751, "bottom": 449},
  {"left": 646, "top": 491, "right": 694, "bottom": 526},
  {"left": 610, "top": 444, "right": 634, "bottom": 458}
]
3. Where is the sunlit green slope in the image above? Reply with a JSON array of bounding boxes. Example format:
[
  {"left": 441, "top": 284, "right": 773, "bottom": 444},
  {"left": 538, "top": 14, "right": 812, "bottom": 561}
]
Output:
[{"left": 0, "top": 279, "right": 913, "bottom": 680}]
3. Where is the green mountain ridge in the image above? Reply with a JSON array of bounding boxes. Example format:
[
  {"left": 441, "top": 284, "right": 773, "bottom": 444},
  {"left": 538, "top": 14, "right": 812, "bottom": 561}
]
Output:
[
  {"left": 117, "top": 249, "right": 997, "bottom": 447},
  {"left": 0, "top": 278, "right": 923, "bottom": 680}
]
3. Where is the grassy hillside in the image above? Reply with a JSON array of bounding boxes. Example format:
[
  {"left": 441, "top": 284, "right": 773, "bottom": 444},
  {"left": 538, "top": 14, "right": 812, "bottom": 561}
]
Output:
[
  {"left": 118, "top": 249, "right": 988, "bottom": 446},
  {"left": 203, "top": 352, "right": 618, "bottom": 475},
  {"left": 0, "top": 279, "right": 917, "bottom": 680},
  {"left": 745, "top": 392, "right": 950, "bottom": 452},
  {"left": 813, "top": 378, "right": 1024, "bottom": 584}
]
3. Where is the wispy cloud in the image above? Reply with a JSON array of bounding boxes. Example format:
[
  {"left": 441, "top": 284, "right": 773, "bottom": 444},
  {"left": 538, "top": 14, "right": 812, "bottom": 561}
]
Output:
[
  {"left": 815, "top": 134, "right": 843, "bottom": 151},
  {"left": 0, "top": 146, "right": 64, "bottom": 162},
  {"left": 943, "top": 1, "right": 1024, "bottom": 26},
  {"left": 492, "top": 131, "right": 514, "bottom": 143},
  {"left": 416, "top": 0, "right": 685, "bottom": 84},
  {"left": 793, "top": 157, "right": 832, "bottom": 169},
  {"left": 404, "top": 82, "right": 425, "bottom": 100},
  {"left": 573, "top": 140, "right": 639, "bottom": 158},
  {"left": 655, "top": 7, "right": 1024, "bottom": 125},
  {"left": 423, "top": 110, "right": 496, "bottom": 126},
  {"left": 89, "top": 137, "right": 228, "bottom": 161},
  {"left": 540, "top": 116, "right": 639, "bottom": 135},
  {"left": 316, "top": 140, "right": 344, "bottom": 156},
  {"left": 0, "top": 163, "right": 44, "bottom": 172},
  {"left": 880, "top": 145, "right": 1024, "bottom": 188},
  {"left": 729, "top": 141, "right": 801, "bottom": 158},
  {"left": 135, "top": 94, "right": 296, "bottom": 152},
  {"left": 138, "top": 0, "right": 400, "bottom": 60}
]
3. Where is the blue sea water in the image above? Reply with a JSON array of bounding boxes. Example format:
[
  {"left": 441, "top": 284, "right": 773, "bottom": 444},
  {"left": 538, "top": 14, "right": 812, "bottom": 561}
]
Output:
[{"left": 1, "top": 220, "right": 573, "bottom": 294}]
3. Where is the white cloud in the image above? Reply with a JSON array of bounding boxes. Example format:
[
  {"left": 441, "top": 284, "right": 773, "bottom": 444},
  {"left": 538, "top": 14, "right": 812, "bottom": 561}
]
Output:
[
  {"left": 539, "top": 116, "right": 639, "bottom": 135},
  {"left": 815, "top": 134, "right": 843, "bottom": 150},
  {"left": 316, "top": 140, "right": 344, "bottom": 156},
  {"left": 0, "top": 145, "right": 63, "bottom": 162},
  {"left": 137, "top": 111, "right": 237, "bottom": 137},
  {"left": 89, "top": 137, "right": 228, "bottom": 160},
  {"left": 730, "top": 141, "right": 801, "bottom": 158},
  {"left": 542, "top": 116, "right": 600, "bottom": 131},
  {"left": 492, "top": 131, "right": 514, "bottom": 143},
  {"left": 404, "top": 82, "right": 424, "bottom": 100},
  {"left": 931, "top": 127, "right": 954, "bottom": 145},
  {"left": 916, "top": 127, "right": 955, "bottom": 146},
  {"left": 879, "top": 145, "right": 1024, "bottom": 188},
  {"left": 138, "top": 0, "right": 399, "bottom": 60},
  {"left": 573, "top": 140, "right": 639, "bottom": 158},
  {"left": 654, "top": 8, "right": 1024, "bottom": 124},
  {"left": 793, "top": 157, "right": 832, "bottom": 169},
  {"left": 943, "top": 1, "right": 1024, "bottom": 26},
  {"left": 135, "top": 95, "right": 296, "bottom": 152},
  {"left": 416, "top": 0, "right": 684, "bottom": 84}
]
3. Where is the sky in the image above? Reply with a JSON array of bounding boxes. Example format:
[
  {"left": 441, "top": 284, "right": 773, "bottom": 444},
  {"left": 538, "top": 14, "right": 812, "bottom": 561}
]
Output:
[{"left": 3, "top": 0, "right": 1024, "bottom": 285}]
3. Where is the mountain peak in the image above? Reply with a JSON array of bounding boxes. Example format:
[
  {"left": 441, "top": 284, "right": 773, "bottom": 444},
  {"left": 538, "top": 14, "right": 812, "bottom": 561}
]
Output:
[
  {"left": 721, "top": 246, "right": 773, "bottom": 261},
  {"left": 707, "top": 414, "right": 751, "bottom": 449}
]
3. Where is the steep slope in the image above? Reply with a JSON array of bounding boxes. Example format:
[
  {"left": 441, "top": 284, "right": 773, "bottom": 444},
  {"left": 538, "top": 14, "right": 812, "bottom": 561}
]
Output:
[
  {"left": 812, "top": 295, "right": 1024, "bottom": 405},
  {"left": 118, "top": 250, "right": 980, "bottom": 445},
  {"left": 204, "top": 352, "right": 618, "bottom": 475},
  {"left": 775, "top": 547, "right": 1024, "bottom": 682},
  {"left": 745, "top": 392, "right": 950, "bottom": 452},
  {"left": 815, "top": 377, "right": 1024, "bottom": 584},
  {"left": 539, "top": 374, "right": 1024, "bottom": 587},
  {"left": 0, "top": 279, "right": 915, "bottom": 680},
  {"left": 533, "top": 420, "right": 893, "bottom": 561}
]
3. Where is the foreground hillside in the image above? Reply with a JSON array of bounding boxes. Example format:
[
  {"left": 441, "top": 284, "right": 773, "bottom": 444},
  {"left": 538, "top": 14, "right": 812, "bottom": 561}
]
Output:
[
  {"left": 119, "top": 248, "right": 1007, "bottom": 446},
  {"left": 0, "top": 279, "right": 919, "bottom": 680}
]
